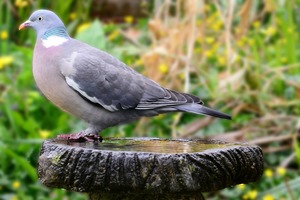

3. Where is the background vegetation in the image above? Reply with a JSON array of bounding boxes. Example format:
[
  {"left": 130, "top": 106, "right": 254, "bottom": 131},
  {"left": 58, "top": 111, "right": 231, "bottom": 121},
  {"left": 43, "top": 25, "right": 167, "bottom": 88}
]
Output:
[{"left": 0, "top": 0, "right": 300, "bottom": 199}]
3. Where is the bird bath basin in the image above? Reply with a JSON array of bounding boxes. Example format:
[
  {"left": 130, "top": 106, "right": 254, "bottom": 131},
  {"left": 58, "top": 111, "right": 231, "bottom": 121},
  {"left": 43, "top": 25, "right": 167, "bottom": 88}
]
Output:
[{"left": 38, "top": 138, "right": 263, "bottom": 200}]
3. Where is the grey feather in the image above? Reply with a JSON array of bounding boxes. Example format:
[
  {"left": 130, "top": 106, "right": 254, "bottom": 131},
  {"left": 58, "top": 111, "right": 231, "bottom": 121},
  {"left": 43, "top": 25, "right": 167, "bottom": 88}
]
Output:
[
  {"left": 176, "top": 104, "right": 231, "bottom": 119},
  {"left": 63, "top": 40, "right": 205, "bottom": 112}
]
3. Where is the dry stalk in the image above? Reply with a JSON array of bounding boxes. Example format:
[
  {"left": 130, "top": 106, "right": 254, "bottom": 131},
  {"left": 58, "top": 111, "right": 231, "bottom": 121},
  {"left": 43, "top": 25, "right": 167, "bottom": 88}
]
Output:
[
  {"left": 263, "top": 145, "right": 292, "bottom": 154},
  {"left": 248, "top": 134, "right": 298, "bottom": 145},
  {"left": 237, "top": 0, "right": 252, "bottom": 37},
  {"left": 280, "top": 153, "right": 296, "bottom": 168}
]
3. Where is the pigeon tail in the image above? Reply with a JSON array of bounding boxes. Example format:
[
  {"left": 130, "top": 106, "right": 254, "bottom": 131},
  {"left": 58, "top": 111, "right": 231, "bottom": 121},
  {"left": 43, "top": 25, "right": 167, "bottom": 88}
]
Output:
[{"left": 175, "top": 104, "right": 231, "bottom": 120}]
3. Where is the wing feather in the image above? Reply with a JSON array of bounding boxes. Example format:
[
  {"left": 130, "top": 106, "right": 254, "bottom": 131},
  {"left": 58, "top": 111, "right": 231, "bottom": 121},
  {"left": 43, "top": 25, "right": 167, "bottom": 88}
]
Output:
[{"left": 60, "top": 40, "right": 203, "bottom": 112}]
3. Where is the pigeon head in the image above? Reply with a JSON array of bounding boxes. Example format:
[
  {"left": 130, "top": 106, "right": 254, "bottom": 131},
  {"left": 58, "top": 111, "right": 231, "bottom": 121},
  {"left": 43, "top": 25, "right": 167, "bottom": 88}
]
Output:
[{"left": 19, "top": 10, "right": 67, "bottom": 39}]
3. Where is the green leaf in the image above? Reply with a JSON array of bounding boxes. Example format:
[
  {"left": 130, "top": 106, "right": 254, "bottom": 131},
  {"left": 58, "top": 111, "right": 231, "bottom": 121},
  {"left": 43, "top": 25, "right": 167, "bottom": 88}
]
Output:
[
  {"left": 75, "top": 20, "right": 106, "bottom": 50},
  {"left": 0, "top": 146, "right": 38, "bottom": 181},
  {"left": 258, "top": 176, "right": 300, "bottom": 198},
  {"left": 294, "top": 134, "right": 300, "bottom": 169}
]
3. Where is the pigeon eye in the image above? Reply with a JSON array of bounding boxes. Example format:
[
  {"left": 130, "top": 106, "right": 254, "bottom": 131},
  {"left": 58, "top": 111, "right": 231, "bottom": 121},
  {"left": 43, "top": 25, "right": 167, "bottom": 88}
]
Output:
[{"left": 38, "top": 16, "right": 43, "bottom": 21}]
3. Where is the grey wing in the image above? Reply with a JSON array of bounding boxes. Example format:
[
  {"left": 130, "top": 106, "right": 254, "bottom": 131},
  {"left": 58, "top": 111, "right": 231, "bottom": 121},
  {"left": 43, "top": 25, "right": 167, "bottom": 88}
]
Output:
[{"left": 61, "top": 47, "right": 202, "bottom": 112}]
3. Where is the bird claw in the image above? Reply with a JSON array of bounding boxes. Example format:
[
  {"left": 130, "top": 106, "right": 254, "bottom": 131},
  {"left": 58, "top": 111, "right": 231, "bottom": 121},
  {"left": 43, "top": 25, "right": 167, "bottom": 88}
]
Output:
[{"left": 57, "top": 133, "right": 103, "bottom": 142}]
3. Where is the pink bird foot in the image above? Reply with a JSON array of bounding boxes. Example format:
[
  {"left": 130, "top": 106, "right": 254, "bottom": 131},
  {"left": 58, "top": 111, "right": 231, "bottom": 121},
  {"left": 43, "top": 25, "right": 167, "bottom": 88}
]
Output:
[{"left": 57, "top": 132, "right": 102, "bottom": 142}]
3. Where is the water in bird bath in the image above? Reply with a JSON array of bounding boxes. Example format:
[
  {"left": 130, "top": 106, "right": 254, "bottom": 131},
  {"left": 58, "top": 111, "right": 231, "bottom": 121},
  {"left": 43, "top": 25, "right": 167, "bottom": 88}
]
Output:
[{"left": 54, "top": 137, "right": 239, "bottom": 154}]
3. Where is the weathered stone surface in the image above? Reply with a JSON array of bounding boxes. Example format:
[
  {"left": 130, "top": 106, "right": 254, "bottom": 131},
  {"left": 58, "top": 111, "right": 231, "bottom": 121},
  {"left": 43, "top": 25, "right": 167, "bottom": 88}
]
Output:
[
  {"left": 89, "top": 192, "right": 205, "bottom": 200},
  {"left": 38, "top": 138, "right": 263, "bottom": 199}
]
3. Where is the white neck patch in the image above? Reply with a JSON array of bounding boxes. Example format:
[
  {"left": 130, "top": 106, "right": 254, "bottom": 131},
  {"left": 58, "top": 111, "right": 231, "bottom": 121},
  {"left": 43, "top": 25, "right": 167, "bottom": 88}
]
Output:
[{"left": 42, "top": 36, "right": 68, "bottom": 48}]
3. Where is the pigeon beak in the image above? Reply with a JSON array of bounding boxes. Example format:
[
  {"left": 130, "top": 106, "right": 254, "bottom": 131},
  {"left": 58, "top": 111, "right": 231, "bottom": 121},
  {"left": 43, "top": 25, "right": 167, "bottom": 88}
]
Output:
[{"left": 19, "top": 20, "right": 32, "bottom": 30}]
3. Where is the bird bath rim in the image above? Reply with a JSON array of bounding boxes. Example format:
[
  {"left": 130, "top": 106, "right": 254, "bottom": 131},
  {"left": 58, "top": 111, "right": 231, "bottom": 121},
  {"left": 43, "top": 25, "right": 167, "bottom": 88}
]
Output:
[{"left": 52, "top": 137, "right": 247, "bottom": 154}]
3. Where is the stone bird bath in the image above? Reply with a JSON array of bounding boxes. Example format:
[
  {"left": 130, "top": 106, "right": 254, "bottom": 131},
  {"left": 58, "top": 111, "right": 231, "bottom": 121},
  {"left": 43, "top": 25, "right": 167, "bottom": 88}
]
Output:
[{"left": 38, "top": 138, "right": 263, "bottom": 199}]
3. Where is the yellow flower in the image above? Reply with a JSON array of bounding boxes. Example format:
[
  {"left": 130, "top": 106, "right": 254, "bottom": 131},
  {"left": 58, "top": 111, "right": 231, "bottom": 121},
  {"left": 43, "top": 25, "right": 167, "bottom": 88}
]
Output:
[
  {"left": 39, "top": 130, "right": 51, "bottom": 139},
  {"left": 178, "top": 72, "right": 185, "bottom": 80},
  {"left": 205, "top": 37, "right": 215, "bottom": 44},
  {"left": 247, "top": 39, "right": 255, "bottom": 46},
  {"left": 235, "top": 27, "right": 241, "bottom": 34},
  {"left": 12, "top": 196, "right": 18, "bottom": 200},
  {"left": 280, "top": 57, "right": 287, "bottom": 64},
  {"left": 155, "top": 114, "right": 163, "bottom": 120},
  {"left": 212, "top": 43, "right": 219, "bottom": 51},
  {"left": 236, "top": 183, "right": 245, "bottom": 190},
  {"left": 158, "top": 63, "right": 168, "bottom": 74},
  {"left": 173, "top": 113, "right": 181, "bottom": 121},
  {"left": 233, "top": 54, "right": 241, "bottom": 63},
  {"left": 242, "top": 189, "right": 258, "bottom": 200},
  {"left": 107, "top": 30, "right": 119, "bottom": 41},
  {"left": 237, "top": 40, "right": 244, "bottom": 47},
  {"left": 15, "top": 0, "right": 28, "bottom": 8},
  {"left": 204, "top": 50, "right": 213, "bottom": 58},
  {"left": 265, "top": 168, "right": 273, "bottom": 178},
  {"left": 135, "top": 58, "right": 143, "bottom": 66},
  {"left": 12, "top": 181, "right": 21, "bottom": 189},
  {"left": 252, "top": 21, "right": 261, "bottom": 29},
  {"left": 69, "top": 12, "right": 76, "bottom": 20},
  {"left": 276, "top": 167, "right": 286, "bottom": 176},
  {"left": 247, "top": 190, "right": 258, "bottom": 199},
  {"left": 212, "top": 21, "right": 223, "bottom": 31},
  {"left": 263, "top": 194, "right": 275, "bottom": 200},
  {"left": 0, "top": 56, "right": 14, "bottom": 70},
  {"left": 124, "top": 15, "right": 134, "bottom": 24},
  {"left": 242, "top": 194, "right": 248, "bottom": 199},
  {"left": 237, "top": 36, "right": 247, "bottom": 47},
  {"left": 217, "top": 56, "right": 226, "bottom": 66},
  {"left": 77, "top": 22, "right": 91, "bottom": 34},
  {"left": 263, "top": 26, "right": 276, "bottom": 36},
  {"left": 0, "top": 31, "right": 8, "bottom": 40}
]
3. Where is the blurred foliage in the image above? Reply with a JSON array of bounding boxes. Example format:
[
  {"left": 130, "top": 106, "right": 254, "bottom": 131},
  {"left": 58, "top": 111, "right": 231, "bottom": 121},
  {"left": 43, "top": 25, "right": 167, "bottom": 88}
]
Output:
[{"left": 1, "top": 0, "right": 300, "bottom": 199}]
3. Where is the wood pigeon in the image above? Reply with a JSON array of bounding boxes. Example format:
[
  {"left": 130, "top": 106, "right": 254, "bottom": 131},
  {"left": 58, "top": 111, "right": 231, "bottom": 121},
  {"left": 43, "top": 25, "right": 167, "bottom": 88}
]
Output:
[{"left": 19, "top": 10, "right": 231, "bottom": 141}]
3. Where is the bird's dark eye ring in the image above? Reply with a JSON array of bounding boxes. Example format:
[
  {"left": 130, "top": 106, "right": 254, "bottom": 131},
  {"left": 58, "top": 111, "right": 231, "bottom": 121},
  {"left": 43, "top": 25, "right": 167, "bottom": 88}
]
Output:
[{"left": 38, "top": 16, "right": 43, "bottom": 21}]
